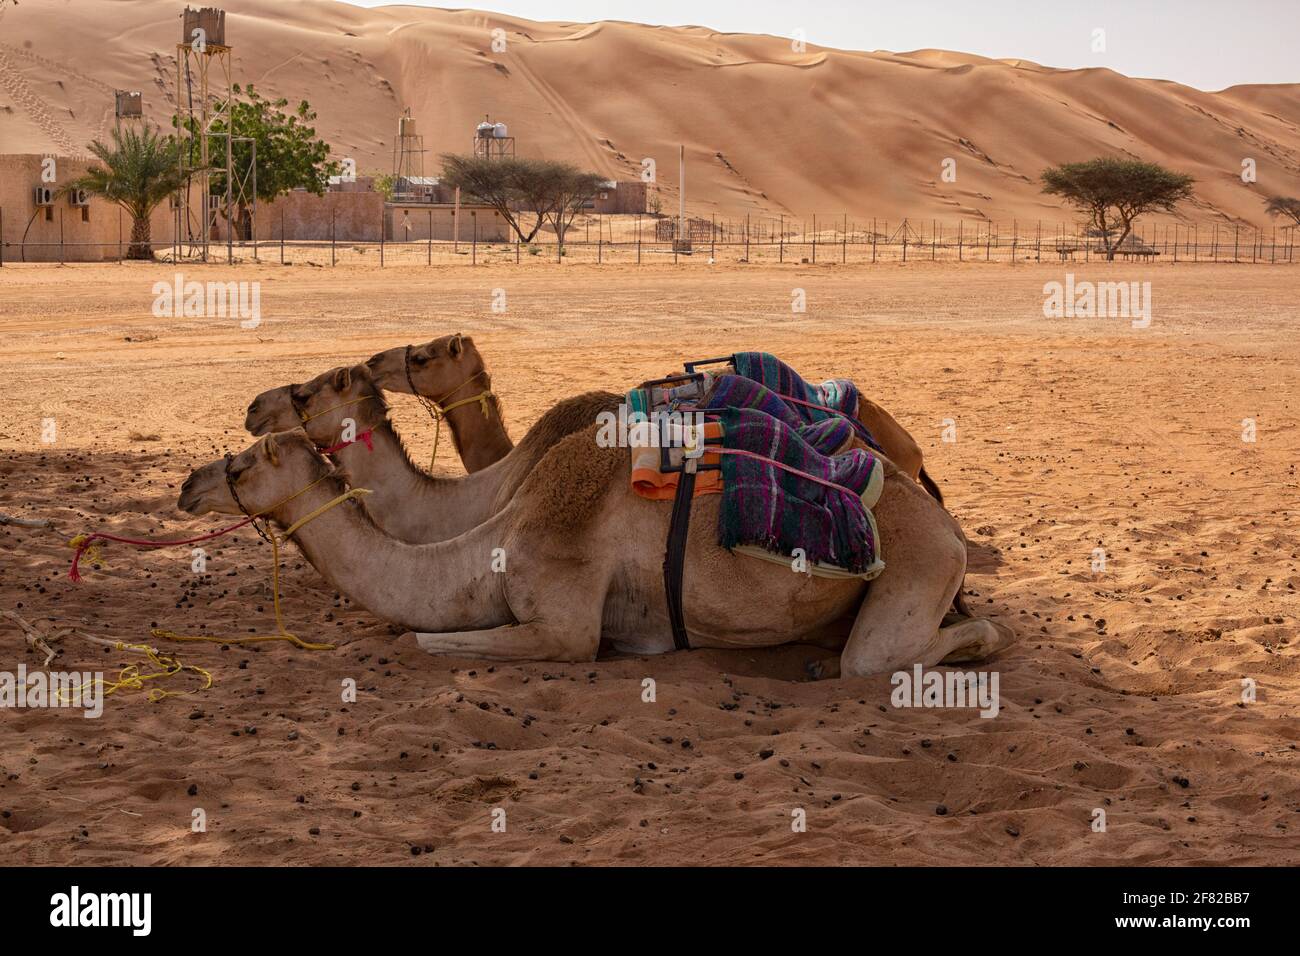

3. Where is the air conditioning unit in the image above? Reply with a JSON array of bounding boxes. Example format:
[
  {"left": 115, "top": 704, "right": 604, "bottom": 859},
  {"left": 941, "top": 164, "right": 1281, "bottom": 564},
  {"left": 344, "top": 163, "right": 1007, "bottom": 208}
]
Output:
[
  {"left": 34, "top": 186, "right": 54, "bottom": 206},
  {"left": 68, "top": 188, "right": 90, "bottom": 207}
]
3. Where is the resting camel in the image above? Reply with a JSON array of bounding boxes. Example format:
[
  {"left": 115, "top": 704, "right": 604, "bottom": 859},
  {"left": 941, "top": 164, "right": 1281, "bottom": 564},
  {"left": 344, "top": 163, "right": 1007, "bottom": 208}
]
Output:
[
  {"left": 248, "top": 361, "right": 620, "bottom": 545},
  {"left": 243, "top": 334, "right": 511, "bottom": 475},
  {"left": 178, "top": 427, "right": 1015, "bottom": 677},
  {"left": 366, "top": 333, "right": 943, "bottom": 501}
]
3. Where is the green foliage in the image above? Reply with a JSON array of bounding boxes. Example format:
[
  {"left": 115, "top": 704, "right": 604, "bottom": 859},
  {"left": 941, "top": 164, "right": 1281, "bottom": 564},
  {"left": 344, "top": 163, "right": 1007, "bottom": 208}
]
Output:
[
  {"left": 64, "top": 124, "right": 184, "bottom": 259},
  {"left": 439, "top": 154, "right": 605, "bottom": 244},
  {"left": 178, "top": 84, "right": 338, "bottom": 236},
  {"left": 370, "top": 172, "right": 397, "bottom": 202},
  {"left": 1264, "top": 196, "right": 1300, "bottom": 227},
  {"left": 1041, "top": 157, "right": 1194, "bottom": 260}
]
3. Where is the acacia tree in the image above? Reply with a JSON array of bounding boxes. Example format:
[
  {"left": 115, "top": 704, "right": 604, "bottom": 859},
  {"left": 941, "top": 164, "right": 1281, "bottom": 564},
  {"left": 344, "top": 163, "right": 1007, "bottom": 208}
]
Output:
[
  {"left": 184, "top": 84, "right": 338, "bottom": 239},
  {"left": 1264, "top": 196, "right": 1300, "bottom": 227},
  {"left": 543, "top": 166, "right": 605, "bottom": 247},
  {"left": 439, "top": 155, "right": 555, "bottom": 242},
  {"left": 63, "top": 124, "right": 185, "bottom": 259},
  {"left": 1041, "top": 157, "right": 1194, "bottom": 260}
]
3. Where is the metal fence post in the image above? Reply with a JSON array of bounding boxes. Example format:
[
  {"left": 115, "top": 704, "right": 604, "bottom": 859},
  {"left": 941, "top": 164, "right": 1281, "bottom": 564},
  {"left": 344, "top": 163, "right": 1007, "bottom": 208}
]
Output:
[
  {"left": 331, "top": 210, "right": 337, "bottom": 267},
  {"left": 380, "top": 207, "right": 385, "bottom": 267},
  {"left": 427, "top": 210, "right": 432, "bottom": 265},
  {"left": 60, "top": 208, "right": 65, "bottom": 265}
]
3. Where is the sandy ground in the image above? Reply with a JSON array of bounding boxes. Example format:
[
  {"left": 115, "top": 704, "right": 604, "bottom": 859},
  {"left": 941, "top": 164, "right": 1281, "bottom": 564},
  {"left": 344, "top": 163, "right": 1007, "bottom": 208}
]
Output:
[{"left": 0, "top": 259, "right": 1296, "bottom": 866}]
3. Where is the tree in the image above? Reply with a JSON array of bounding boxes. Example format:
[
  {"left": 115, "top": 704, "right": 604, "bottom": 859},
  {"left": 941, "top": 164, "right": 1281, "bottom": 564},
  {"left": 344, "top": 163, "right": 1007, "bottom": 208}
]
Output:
[
  {"left": 183, "top": 84, "right": 338, "bottom": 240},
  {"left": 63, "top": 124, "right": 185, "bottom": 259},
  {"left": 439, "top": 155, "right": 554, "bottom": 242},
  {"left": 543, "top": 166, "right": 605, "bottom": 247},
  {"left": 1041, "top": 157, "right": 1194, "bottom": 261},
  {"left": 1264, "top": 196, "right": 1300, "bottom": 228}
]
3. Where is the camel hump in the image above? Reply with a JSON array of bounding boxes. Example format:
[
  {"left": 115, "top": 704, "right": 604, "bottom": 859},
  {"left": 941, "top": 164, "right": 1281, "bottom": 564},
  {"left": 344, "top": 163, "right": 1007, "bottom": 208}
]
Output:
[{"left": 513, "top": 424, "right": 624, "bottom": 534}]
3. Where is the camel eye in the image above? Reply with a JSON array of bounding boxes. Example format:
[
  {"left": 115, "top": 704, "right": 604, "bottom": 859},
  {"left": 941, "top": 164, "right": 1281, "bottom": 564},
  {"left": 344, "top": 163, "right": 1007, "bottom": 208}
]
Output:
[{"left": 412, "top": 353, "right": 429, "bottom": 366}]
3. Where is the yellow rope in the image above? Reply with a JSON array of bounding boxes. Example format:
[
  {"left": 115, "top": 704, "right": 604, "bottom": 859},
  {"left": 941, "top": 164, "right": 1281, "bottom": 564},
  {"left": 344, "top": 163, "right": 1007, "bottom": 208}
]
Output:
[
  {"left": 428, "top": 384, "right": 495, "bottom": 470},
  {"left": 54, "top": 642, "right": 214, "bottom": 704},
  {"left": 296, "top": 394, "right": 375, "bottom": 425},
  {"left": 153, "top": 488, "right": 371, "bottom": 653}
]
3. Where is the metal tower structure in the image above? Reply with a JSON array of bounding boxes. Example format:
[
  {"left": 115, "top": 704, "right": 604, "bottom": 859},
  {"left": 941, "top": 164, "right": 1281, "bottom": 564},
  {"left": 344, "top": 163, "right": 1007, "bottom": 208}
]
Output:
[
  {"left": 173, "top": 6, "right": 234, "bottom": 261},
  {"left": 472, "top": 115, "right": 515, "bottom": 161},
  {"left": 391, "top": 109, "right": 427, "bottom": 201}
]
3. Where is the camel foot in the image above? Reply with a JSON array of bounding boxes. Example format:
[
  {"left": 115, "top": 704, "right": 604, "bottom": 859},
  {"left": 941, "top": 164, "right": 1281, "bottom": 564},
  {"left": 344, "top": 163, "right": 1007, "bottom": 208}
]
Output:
[{"left": 938, "top": 618, "right": 1017, "bottom": 665}]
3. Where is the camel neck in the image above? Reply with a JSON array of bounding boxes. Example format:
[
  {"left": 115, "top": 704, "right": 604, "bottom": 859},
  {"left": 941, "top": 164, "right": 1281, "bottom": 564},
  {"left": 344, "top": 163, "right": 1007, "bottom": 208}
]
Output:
[
  {"left": 441, "top": 372, "right": 513, "bottom": 472},
  {"left": 271, "top": 479, "right": 510, "bottom": 632},
  {"left": 328, "top": 418, "right": 503, "bottom": 542}
]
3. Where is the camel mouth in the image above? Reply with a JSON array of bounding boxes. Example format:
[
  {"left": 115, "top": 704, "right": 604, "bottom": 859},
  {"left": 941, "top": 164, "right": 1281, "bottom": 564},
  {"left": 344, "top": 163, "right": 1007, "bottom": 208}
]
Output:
[
  {"left": 365, "top": 349, "right": 409, "bottom": 393},
  {"left": 245, "top": 411, "right": 274, "bottom": 436}
]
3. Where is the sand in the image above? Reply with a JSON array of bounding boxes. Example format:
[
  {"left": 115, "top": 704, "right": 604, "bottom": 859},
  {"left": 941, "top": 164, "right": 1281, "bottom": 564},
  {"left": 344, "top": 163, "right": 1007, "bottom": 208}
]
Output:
[
  {"left": 2, "top": 0, "right": 1298, "bottom": 225},
  {"left": 0, "top": 258, "right": 1296, "bottom": 865}
]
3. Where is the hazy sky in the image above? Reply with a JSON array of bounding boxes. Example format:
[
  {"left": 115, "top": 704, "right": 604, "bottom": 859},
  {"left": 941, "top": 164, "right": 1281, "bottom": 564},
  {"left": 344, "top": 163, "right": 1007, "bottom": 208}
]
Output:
[{"left": 354, "top": 0, "right": 1297, "bottom": 91}]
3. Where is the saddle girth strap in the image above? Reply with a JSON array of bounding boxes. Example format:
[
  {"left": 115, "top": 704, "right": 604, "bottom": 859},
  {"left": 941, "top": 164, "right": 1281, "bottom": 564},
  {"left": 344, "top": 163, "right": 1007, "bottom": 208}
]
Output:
[{"left": 663, "top": 465, "right": 696, "bottom": 651}]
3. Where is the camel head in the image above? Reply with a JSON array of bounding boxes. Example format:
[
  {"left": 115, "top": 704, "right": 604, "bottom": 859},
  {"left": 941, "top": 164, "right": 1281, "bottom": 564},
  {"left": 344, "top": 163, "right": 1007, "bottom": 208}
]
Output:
[
  {"left": 365, "top": 333, "right": 485, "bottom": 399},
  {"left": 287, "top": 363, "right": 387, "bottom": 447},
  {"left": 178, "top": 430, "right": 330, "bottom": 519},
  {"left": 245, "top": 383, "right": 300, "bottom": 436}
]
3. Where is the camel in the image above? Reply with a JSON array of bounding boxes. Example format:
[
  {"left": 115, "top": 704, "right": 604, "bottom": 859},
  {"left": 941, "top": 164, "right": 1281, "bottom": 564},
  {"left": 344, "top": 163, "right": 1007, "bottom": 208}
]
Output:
[
  {"left": 243, "top": 333, "right": 511, "bottom": 475},
  {"left": 364, "top": 333, "right": 512, "bottom": 472},
  {"left": 247, "top": 360, "right": 621, "bottom": 544},
  {"left": 178, "top": 427, "right": 1016, "bottom": 678},
  {"left": 365, "top": 333, "right": 943, "bottom": 500}
]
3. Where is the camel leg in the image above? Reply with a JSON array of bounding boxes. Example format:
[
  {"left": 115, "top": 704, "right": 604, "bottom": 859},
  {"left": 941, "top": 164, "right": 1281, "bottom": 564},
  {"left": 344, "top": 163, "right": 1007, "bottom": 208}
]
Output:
[
  {"left": 838, "top": 478, "right": 1016, "bottom": 678},
  {"left": 404, "top": 618, "right": 600, "bottom": 663}
]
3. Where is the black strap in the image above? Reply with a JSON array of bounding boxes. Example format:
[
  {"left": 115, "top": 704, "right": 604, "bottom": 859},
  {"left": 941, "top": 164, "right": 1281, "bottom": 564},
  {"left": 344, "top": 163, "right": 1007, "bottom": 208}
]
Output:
[{"left": 663, "top": 464, "right": 697, "bottom": 651}]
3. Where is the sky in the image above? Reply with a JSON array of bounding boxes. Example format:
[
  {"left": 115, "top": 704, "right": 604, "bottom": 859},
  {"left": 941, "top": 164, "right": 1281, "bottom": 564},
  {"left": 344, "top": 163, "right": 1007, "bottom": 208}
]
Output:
[{"left": 353, "top": 0, "right": 1298, "bottom": 91}]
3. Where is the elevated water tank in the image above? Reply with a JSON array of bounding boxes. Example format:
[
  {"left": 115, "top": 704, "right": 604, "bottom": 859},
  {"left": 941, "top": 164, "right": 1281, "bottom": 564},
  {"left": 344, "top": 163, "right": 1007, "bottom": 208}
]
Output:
[
  {"left": 492, "top": 122, "right": 508, "bottom": 139},
  {"left": 476, "top": 121, "right": 496, "bottom": 140}
]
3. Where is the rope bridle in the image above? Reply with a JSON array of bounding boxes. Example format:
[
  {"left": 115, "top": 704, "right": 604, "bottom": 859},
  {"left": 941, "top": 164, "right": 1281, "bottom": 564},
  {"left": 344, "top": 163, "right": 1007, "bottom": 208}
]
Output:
[{"left": 403, "top": 344, "right": 496, "bottom": 468}]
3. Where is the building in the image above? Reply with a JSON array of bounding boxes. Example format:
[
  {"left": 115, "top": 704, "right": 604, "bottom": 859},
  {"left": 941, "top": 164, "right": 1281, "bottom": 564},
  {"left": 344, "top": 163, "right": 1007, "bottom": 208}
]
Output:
[
  {"left": 592, "top": 180, "right": 647, "bottom": 214},
  {"left": 0, "top": 154, "right": 172, "bottom": 262}
]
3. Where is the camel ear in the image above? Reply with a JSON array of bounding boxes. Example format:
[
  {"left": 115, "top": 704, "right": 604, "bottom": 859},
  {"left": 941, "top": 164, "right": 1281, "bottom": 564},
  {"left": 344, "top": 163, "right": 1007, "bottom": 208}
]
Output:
[
  {"left": 449, "top": 333, "right": 464, "bottom": 359},
  {"left": 333, "top": 366, "right": 351, "bottom": 392},
  {"left": 264, "top": 434, "right": 280, "bottom": 467}
]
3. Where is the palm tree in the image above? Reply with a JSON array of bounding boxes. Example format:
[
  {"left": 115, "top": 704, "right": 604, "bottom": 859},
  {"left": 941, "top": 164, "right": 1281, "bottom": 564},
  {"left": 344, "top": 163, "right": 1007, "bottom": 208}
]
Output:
[{"left": 63, "top": 125, "right": 184, "bottom": 260}]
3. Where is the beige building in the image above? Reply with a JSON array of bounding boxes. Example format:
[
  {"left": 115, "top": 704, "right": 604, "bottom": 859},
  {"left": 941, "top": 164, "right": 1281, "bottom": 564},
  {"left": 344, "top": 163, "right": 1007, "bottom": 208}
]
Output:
[{"left": 0, "top": 154, "right": 172, "bottom": 262}]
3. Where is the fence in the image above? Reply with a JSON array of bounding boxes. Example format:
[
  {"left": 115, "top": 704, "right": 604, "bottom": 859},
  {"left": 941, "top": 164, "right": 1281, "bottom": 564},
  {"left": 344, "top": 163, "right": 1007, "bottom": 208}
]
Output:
[{"left": 2, "top": 208, "right": 1296, "bottom": 267}]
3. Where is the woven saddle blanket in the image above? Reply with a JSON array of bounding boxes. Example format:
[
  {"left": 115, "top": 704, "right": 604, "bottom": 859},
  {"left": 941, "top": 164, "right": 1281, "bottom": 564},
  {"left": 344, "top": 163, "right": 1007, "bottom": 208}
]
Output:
[{"left": 623, "top": 359, "right": 885, "bottom": 577}]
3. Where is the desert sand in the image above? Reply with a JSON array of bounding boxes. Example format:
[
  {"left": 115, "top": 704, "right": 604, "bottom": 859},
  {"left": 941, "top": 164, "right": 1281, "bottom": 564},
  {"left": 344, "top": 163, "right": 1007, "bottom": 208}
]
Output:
[
  {"left": 2, "top": 0, "right": 1298, "bottom": 224},
  {"left": 0, "top": 257, "right": 1296, "bottom": 865}
]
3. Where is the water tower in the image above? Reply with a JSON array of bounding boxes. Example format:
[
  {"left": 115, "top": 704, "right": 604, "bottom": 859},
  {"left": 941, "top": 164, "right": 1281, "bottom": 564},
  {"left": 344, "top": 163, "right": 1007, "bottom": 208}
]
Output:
[
  {"left": 173, "top": 6, "right": 233, "bottom": 260},
  {"left": 114, "top": 91, "right": 143, "bottom": 131},
  {"left": 472, "top": 115, "right": 514, "bottom": 161},
  {"left": 391, "top": 108, "right": 426, "bottom": 201}
]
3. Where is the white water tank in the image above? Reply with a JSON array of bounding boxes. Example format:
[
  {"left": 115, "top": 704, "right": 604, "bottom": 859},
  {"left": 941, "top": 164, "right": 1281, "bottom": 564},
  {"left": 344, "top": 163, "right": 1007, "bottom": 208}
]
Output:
[
  {"left": 492, "top": 122, "right": 508, "bottom": 139},
  {"left": 476, "top": 121, "right": 495, "bottom": 139}
]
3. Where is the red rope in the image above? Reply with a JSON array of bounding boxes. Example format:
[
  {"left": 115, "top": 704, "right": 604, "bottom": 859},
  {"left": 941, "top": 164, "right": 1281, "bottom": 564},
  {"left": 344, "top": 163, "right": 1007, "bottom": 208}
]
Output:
[
  {"left": 68, "top": 516, "right": 257, "bottom": 583},
  {"left": 708, "top": 446, "right": 864, "bottom": 500},
  {"left": 319, "top": 429, "right": 373, "bottom": 456}
]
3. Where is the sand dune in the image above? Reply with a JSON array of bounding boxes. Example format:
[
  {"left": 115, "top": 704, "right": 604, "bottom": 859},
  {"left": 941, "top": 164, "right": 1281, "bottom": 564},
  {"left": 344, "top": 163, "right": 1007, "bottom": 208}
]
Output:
[{"left": 0, "top": 0, "right": 1297, "bottom": 224}]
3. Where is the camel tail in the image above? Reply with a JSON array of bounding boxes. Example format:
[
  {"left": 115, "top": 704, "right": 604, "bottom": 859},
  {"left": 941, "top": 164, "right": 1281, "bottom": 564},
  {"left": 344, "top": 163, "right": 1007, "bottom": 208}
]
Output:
[{"left": 918, "top": 467, "right": 944, "bottom": 507}]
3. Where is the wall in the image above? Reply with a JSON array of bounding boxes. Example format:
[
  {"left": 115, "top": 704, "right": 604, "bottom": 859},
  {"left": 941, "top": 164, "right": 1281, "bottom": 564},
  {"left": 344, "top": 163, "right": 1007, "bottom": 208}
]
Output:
[
  {"left": 0, "top": 154, "right": 173, "bottom": 262},
  {"left": 385, "top": 203, "right": 508, "bottom": 242}
]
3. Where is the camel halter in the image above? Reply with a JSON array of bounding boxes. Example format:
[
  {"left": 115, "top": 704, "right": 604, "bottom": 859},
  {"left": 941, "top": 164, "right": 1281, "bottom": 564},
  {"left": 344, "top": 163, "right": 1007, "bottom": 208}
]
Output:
[
  {"left": 404, "top": 344, "right": 495, "bottom": 469},
  {"left": 66, "top": 457, "right": 372, "bottom": 701}
]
